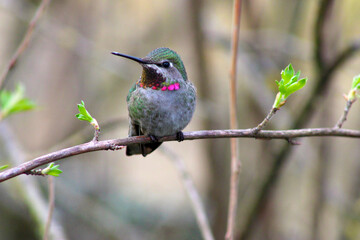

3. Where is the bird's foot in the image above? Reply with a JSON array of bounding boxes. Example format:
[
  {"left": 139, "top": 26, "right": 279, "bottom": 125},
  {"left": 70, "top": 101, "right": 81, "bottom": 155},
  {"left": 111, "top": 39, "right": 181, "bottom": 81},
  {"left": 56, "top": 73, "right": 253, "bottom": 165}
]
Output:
[
  {"left": 149, "top": 135, "right": 159, "bottom": 142},
  {"left": 176, "top": 131, "right": 184, "bottom": 142}
]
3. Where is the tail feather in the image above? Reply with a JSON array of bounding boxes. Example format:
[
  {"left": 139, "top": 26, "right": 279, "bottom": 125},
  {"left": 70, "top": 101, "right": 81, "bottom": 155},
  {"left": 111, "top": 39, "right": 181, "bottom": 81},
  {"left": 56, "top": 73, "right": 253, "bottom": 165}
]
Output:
[
  {"left": 126, "top": 142, "right": 162, "bottom": 157},
  {"left": 127, "top": 122, "right": 162, "bottom": 157}
]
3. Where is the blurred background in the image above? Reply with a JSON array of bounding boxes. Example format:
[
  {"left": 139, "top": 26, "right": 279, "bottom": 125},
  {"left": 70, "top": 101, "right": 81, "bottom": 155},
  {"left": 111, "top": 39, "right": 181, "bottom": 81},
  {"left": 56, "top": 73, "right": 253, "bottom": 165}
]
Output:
[{"left": 1, "top": 0, "right": 360, "bottom": 239}]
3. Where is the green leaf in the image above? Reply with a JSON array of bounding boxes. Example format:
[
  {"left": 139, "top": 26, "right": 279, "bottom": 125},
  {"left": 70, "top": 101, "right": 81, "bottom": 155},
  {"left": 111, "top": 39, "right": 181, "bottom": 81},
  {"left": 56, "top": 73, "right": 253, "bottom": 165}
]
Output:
[
  {"left": 8, "top": 98, "right": 36, "bottom": 114},
  {"left": 278, "top": 83, "right": 286, "bottom": 94},
  {"left": 284, "top": 78, "right": 308, "bottom": 98},
  {"left": 76, "top": 101, "right": 94, "bottom": 123},
  {"left": 0, "top": 165, "right": 9, "bottom": 171},
  {"left": 281, "top": 64, "right": 294, "bottom": 84},
  {"left": 289, "top": 73, "right": 300, "bottom": 85},
  {"left": 0, "top": 91, "right": 10, "bottom": 107},
  {"left": 346, "top": 75, "right": 360, "bottom": 101},
  {"left": 41, "top": 163, "right": 63, "bottom": 177},
  {"left": 298, "top": 78, "right": 307, "bottom": 88},
  {"left": 0, "top": 84, "right": 36, "bottom": 119},
  {"left": 294, "top": 70, "right": 301, "bottom": 80},
  {"left": 273, "top": 64, "right": 308, "bottom": 109},
  {"left": 351, "top": 75, "right": 360, "bottom": 90},
  {"left": 75, "top": 101, "right": 100, "bottom": 131}
]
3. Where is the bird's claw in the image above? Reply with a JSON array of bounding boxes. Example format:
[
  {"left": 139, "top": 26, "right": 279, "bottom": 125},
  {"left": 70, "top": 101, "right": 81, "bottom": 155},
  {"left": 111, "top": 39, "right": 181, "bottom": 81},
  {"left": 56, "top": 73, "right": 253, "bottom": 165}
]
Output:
[
  {"left": 176, "top": 131, "right": 184, "bottom": 142},
  {"left": 149, "top": 135, "right": 159, "bottom": 142}
]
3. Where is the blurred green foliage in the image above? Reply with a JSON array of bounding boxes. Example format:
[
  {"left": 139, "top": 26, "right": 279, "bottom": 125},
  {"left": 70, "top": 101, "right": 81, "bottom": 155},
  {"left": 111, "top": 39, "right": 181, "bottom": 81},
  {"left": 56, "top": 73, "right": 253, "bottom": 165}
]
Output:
[{"left": 0, "top": 84, "right": 35, "bottom": 120}]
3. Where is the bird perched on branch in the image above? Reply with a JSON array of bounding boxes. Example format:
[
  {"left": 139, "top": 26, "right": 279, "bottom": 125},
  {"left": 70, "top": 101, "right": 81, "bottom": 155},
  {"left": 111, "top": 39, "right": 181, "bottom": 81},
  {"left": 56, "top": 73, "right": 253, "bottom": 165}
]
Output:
[{"left": 112, "top": 48, "right": 196, "bottom": 156}]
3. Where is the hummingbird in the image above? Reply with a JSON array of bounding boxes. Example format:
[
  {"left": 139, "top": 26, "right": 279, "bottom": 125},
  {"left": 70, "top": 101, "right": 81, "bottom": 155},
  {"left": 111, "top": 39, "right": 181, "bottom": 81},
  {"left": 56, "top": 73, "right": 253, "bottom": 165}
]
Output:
[{"left": 111, "top": 48, "right": 196, "bottom": 157}]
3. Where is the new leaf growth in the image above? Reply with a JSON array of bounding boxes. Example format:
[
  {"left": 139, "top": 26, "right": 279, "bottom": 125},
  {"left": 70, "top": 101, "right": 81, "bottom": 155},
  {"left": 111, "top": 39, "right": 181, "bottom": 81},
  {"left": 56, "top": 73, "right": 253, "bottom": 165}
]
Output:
[
  {"left": 273, "top": 64, "right": 307, "bottom": 109},
  {"left": 0, "top": 84, "right": 36, "bottom": 120},
  {"left": 41, "top": 162, "right": 62, "bottom": 177},
  {"left": 76, "top": 100, "right": 99, "bottom": 130},
  {"left": 346, "top": 75, "right": 360, "bottom": 102}
]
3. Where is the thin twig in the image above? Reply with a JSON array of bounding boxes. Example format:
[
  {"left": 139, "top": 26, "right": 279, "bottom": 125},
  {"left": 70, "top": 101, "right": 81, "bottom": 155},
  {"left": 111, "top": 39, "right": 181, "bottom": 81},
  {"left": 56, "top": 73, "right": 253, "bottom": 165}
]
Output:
[
  {"left": 0, "top": 0, "right": 51, "bottom": 90},
  {"left": 226, "top": 0, "right": 242, "bottom": 239},
  {"left": 161, "top": 147, "right": 214, "bottom": 240},
  {"left": 43, "top": 176, "right": 55, "bottom": 240},
  {"left": 93, "top": 128, "right": 101, "bottom": 142},
  {"left": 335, "top": 99, "right": 355, "bottom": 129},
  {"left": 1, "top": 127, "right": 360, "bottom": 181},
  {"left": 252, "top": 108, "right": 278, "bottom": 134}
]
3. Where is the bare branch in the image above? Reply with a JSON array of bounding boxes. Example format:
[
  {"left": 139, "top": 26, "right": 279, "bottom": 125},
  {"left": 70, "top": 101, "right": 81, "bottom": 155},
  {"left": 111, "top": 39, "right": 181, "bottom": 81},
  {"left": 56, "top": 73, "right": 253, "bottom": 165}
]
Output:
[
  {"left": 0, "top": 0, "right": 51, "bottom": 90},
  {"left": 226, "top": 0, "right": 242, "bottom": 239},
  {"left": 335, "top": 99, "right": 355, "bottom": 129},
  {"left": 1, "top": 127, "right": 360, "bottom": 183},
  {"left": 252, "top": 108, "right": 278, "bottom": 134},
  {"left": 93, "top": 128, "right": 101, "bottom": 142}
]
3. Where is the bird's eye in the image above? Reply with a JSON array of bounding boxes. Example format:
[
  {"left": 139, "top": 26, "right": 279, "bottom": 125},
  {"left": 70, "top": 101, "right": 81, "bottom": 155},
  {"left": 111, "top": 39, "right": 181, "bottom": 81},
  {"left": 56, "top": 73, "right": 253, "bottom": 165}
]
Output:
[{"left": 162, "top": 61, "right": 170, "bottom": 68}]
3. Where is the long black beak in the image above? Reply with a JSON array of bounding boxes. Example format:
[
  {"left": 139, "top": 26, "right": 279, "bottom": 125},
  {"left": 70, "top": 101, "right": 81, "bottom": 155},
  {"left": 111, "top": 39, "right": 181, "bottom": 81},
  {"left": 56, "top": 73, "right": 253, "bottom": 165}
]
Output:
[{"left": 111, "top": 52, "right": 149, "bottom": 64}]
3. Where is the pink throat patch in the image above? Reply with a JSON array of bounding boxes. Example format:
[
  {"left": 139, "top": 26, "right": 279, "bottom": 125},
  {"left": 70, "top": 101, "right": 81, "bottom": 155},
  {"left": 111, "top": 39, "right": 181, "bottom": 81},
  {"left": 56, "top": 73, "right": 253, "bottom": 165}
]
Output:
[
  {"left": 138, "top": 81, "right": 181, "bottom": 91},
  {"left": 162, "top": 83, "right": 180, "bottom": 91}
]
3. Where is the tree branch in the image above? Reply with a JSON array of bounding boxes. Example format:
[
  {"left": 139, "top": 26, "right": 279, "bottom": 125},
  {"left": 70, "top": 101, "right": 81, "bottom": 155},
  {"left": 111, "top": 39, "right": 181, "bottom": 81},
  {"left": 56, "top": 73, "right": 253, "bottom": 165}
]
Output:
[
  {"left": 226, "top": 0, "right": 242, "bottom": 239},
  {"left": 0, "top": 0, "right": 51, "bottom": 90},
  {"left": 252, "top": 108, "right": 278, "bottom": 134},
  {"left": 1, "top": 127, "right": 360, "bottom": 183},
  {"left": 335, "top": 99, "right": 355, "bottom": 129}
]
